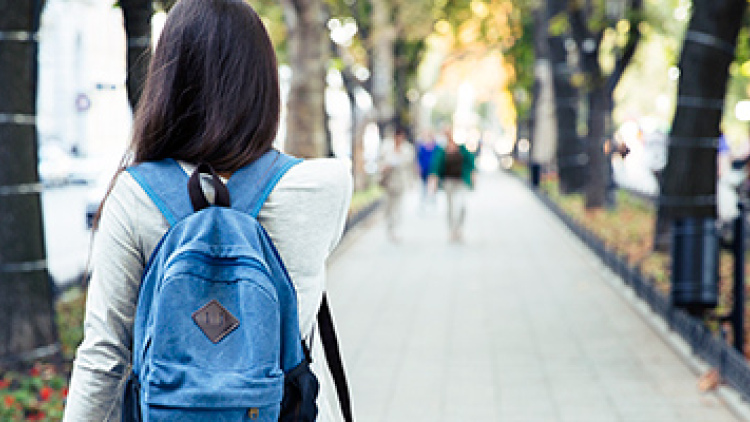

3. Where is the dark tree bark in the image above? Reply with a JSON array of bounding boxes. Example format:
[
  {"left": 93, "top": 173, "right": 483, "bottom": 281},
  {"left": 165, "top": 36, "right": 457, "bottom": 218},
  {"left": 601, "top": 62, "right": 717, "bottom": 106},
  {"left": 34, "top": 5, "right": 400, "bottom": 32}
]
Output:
[
  {"left": 660, "top": 0, "right": 746, "bottom": 313},
  {"left": 547, "top": 0, "right": 585, "bottom": 193},
  {"left": 121, "top": 0, "right": 152, "bottom": 110},
  {"left": 393, "top": 39, "right": 411, "bottom": 134},
  {"left": 602, "top": 0, "right": 643, "bottom": 208},
  {"left": 0, "top": 0, "right": 60, "bottom": 368},
  {"left": 568, "top": 9, "right": 609, "bottom": 208},
  {"left": 393, "top": 38, "right": 423, "bottom": 137},
  {"left": 568, "top": 0, "right": 643, "bottom": 209},
  {"left": 281, "top": 0, "right": 329, "bottom": 158},
  {"left": 660, "top": 0, "right": 746, "bottom": 219},
  {"left": 584, "top": 82, "right": 609, "bottom": 208}
]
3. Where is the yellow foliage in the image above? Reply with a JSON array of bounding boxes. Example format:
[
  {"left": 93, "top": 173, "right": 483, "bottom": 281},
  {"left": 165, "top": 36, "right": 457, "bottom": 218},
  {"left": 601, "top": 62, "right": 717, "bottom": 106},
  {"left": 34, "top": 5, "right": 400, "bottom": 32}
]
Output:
[
  {"left": 458, "top": 20, "right": 480, "bottom": 45},
  {"left": 471, "top": 1, "right": 490, "bottom": 18},
  {"left": 435, "top": 19, "right": 451, "bottom": 36},
  {"left": 425, "top": 0, "right": 526, "bottom": 129},
  {"left": 741, "top": 61, "right": 750, "bottom": 78}
]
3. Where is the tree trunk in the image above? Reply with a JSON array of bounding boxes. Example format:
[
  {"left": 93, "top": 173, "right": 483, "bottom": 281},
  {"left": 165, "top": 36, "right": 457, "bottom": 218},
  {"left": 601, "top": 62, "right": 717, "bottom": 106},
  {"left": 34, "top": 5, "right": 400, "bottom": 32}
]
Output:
[
  {"left": 530, "top": 4, "right": 556, "bottom": 183},
  {"left": 573, "top": 23, "right": 608, "bottom": 209},
  {"left": 547, "top": 33, "right": 585, "bottom": 193},
  {"left": 0, "top": 0, "right": 59, "bottom": 368},
  {"left": 371, "top": 0, "right": 395, "bottom": 138},
  {"left": 660, "top": 0, "right": 746, "bottom": 219},
  {"left": 661, "top": 0, "right": 745, "bottom": 313},
  {"left": 584, "top": 83, "right": 608, "bottom": 209},
  {"left": 281, "top": 0, "right": 329, "bottom": 158},
  {"left": 121, "top": 0, "right": 152, "bottom": 110},
  {"left": 393, "top": 39, "right": 410, "bottom": 134},
  {"left": 341, "top": 69, "right": 370, "bottom": 191},
  {"left": 568, "top": 0, "right": 643, "bottom": 210},
  {"left": 604, "top": 0, "right": 643, "bottom": 209}
]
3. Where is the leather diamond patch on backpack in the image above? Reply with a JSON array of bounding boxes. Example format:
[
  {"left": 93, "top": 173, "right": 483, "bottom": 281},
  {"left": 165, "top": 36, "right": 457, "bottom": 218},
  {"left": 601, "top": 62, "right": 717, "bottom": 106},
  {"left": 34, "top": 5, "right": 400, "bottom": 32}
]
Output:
[{"left": 192, "top": 299, "right": 240, "bottom": 343}]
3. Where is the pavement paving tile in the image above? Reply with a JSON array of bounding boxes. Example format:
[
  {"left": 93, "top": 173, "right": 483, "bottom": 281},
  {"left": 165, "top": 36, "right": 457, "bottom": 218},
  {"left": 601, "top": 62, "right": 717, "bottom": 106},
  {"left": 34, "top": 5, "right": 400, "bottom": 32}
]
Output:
[{"left": 325, "top": 171, "right": 744, "bottom": 422}]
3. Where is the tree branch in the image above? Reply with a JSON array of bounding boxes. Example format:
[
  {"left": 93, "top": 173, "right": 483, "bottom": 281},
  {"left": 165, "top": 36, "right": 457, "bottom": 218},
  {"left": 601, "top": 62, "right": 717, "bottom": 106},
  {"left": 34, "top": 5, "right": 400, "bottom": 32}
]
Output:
[
  {"left": 605, "top": 0, "right": 643, "bottom": 95},
  {"left": 567, "top": 2, "right": 591, "bottom": 49}
]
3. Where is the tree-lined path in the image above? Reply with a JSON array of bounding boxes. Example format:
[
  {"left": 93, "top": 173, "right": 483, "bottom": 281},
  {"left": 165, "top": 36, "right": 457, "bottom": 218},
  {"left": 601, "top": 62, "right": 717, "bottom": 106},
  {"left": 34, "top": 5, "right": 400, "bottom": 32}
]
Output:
[{"left": 324, "top": 170, "right": 745, "bottom": 422}]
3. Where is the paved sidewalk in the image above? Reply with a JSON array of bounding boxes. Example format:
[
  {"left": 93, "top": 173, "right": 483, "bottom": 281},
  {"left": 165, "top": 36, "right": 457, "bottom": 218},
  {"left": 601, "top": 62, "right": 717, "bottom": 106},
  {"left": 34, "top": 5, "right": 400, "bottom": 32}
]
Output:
[{"left": 325, "top": 170, "right": 747, "bottom": 422}]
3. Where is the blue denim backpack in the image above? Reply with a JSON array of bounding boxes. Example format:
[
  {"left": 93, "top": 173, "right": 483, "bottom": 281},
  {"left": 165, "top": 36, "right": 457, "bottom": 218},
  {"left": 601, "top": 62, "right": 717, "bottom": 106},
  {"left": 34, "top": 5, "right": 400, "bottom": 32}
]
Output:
[{"left": 121, "top": 150, "right": 323, "bottom": 422}]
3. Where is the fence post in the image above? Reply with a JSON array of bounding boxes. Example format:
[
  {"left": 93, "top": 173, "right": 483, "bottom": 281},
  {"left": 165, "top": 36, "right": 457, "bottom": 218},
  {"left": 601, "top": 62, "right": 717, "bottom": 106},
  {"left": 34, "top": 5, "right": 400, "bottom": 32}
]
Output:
[
  {"left": 732, "top": 202, "right": 745, "bottom": 354},
  {"left": 530, "top": 162, "right": 541, "bottom": 188}
]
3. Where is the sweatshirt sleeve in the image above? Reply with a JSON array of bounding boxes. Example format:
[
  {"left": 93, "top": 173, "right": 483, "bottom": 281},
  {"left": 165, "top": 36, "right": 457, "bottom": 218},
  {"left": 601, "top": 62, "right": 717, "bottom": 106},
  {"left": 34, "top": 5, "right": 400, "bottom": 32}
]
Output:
[
  {"left": 62, "top": 159, "right": 352, "bottom": 421},
  {"left": 63, "top": 173, "right": 151, "bottom": 422},
  {"left": 257, "top": 158, "right": 353, "bottom": 338}
]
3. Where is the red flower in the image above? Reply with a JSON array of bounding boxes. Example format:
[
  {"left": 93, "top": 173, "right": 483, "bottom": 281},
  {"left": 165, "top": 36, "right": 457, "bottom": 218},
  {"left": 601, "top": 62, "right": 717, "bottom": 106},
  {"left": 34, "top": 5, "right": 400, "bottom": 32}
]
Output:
[
  {"left": 39, "top": 386, "right": 53, "bottom": 402},
  {"left": 61, "top": 387, "right": 69, "bottom": 397},
  {"left": 29, "top": 366, "right": 40, "bottom": 377},
  {"left": 0, "top": 379, "right": 9, "bottom": 389},
  {"left": 3, "top": 395, "right": 14, "bottom": 407}
]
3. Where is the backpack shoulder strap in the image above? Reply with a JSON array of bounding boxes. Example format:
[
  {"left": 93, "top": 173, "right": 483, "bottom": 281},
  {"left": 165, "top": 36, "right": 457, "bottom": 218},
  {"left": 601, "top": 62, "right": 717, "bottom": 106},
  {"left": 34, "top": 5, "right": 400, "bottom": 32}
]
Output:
[
  {"left": 126, "top": 158, "right": 192, "bottom": 226},
  {"left": 227, "top": 149, "right": 302, "bottom": 217},
  {"left": 318, "top": 295, "right": 354, "bottom": 422},
  {"left": 126, "top": 151, "right": 302, "bottom": 224}
]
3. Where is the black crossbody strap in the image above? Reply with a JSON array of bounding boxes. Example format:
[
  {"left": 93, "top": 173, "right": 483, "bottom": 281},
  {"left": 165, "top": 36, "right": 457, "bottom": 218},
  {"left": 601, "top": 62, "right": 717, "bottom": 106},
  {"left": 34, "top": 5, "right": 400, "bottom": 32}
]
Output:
[{"left": 318, "top": 294, "right": 354, "bottom": 422}]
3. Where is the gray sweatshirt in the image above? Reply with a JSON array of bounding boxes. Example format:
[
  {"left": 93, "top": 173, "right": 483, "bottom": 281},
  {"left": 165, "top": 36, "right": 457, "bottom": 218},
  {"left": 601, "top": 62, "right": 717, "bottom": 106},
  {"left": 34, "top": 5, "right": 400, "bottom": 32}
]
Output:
[{"left": 63, "top": 158, "right": 352, "bottom": 422}]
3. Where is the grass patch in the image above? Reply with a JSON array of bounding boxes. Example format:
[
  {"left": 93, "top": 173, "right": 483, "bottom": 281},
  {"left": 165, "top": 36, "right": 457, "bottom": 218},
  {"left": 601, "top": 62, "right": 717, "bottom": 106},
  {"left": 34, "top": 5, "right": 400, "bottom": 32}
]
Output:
[
  {"left": 541, "top": 177, "right": 670, "bottom": 289},
  {"left": 532, "top": 169, "right": 748, "bottom": 355},
  {"left": 349, "top": 184, "right": 383, "bottom": 216}
]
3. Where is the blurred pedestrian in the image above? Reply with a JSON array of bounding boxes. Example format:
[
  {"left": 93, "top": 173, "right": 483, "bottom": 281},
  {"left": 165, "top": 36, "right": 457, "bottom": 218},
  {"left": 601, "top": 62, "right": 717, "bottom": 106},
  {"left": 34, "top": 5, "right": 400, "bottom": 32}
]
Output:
[
  {"left": 379, "top": 129, "right": 415, "bottom": 242},
  {"left": 718, "top": 130, "right": 750, "bottom": 230},
  {"left": 429, "top": 128, "right": 476, "bottom": 243},
  {"left": 718, "top": 133, "right": 731, "bottom": 177},
  {"left": 416, "top": 131, "right": 438, "bottom": 205}
]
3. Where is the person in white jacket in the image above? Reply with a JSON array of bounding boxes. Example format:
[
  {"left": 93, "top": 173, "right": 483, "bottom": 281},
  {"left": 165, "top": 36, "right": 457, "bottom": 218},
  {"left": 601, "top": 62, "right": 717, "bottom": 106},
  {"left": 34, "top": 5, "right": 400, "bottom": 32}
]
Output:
[
  {"left": 63, "top": 1, "right": 352, "bottom": 420},
  {"left": 378, "top": 129, "right": 415, "bottom": 242}
]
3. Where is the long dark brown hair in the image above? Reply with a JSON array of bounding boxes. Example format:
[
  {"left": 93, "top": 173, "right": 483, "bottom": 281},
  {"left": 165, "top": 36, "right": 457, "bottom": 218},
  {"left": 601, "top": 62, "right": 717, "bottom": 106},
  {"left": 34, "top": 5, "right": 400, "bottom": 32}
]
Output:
[
  {"left": 130, "top": 0, "right": 280, "bottom": 171},
  {"left": 90, "top": 0, "right": 279, "bottom": 239}
]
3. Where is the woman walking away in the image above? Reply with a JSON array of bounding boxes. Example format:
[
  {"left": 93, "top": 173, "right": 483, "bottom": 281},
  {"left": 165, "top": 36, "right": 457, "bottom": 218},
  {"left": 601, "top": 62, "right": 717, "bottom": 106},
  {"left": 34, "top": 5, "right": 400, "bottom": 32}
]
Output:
[
  {"left": 429, "top": 128, "right": 476, "bottom": 243},
  {"left": 63, "top": 1, "right": 352, "bottom": 421}
]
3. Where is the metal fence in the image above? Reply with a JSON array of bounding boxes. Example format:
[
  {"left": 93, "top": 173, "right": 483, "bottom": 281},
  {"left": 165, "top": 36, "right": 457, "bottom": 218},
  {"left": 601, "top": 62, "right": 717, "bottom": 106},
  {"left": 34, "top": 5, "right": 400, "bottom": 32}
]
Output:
[{"left": 533, "top": 189, "right": 750, "bottom": 402}]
